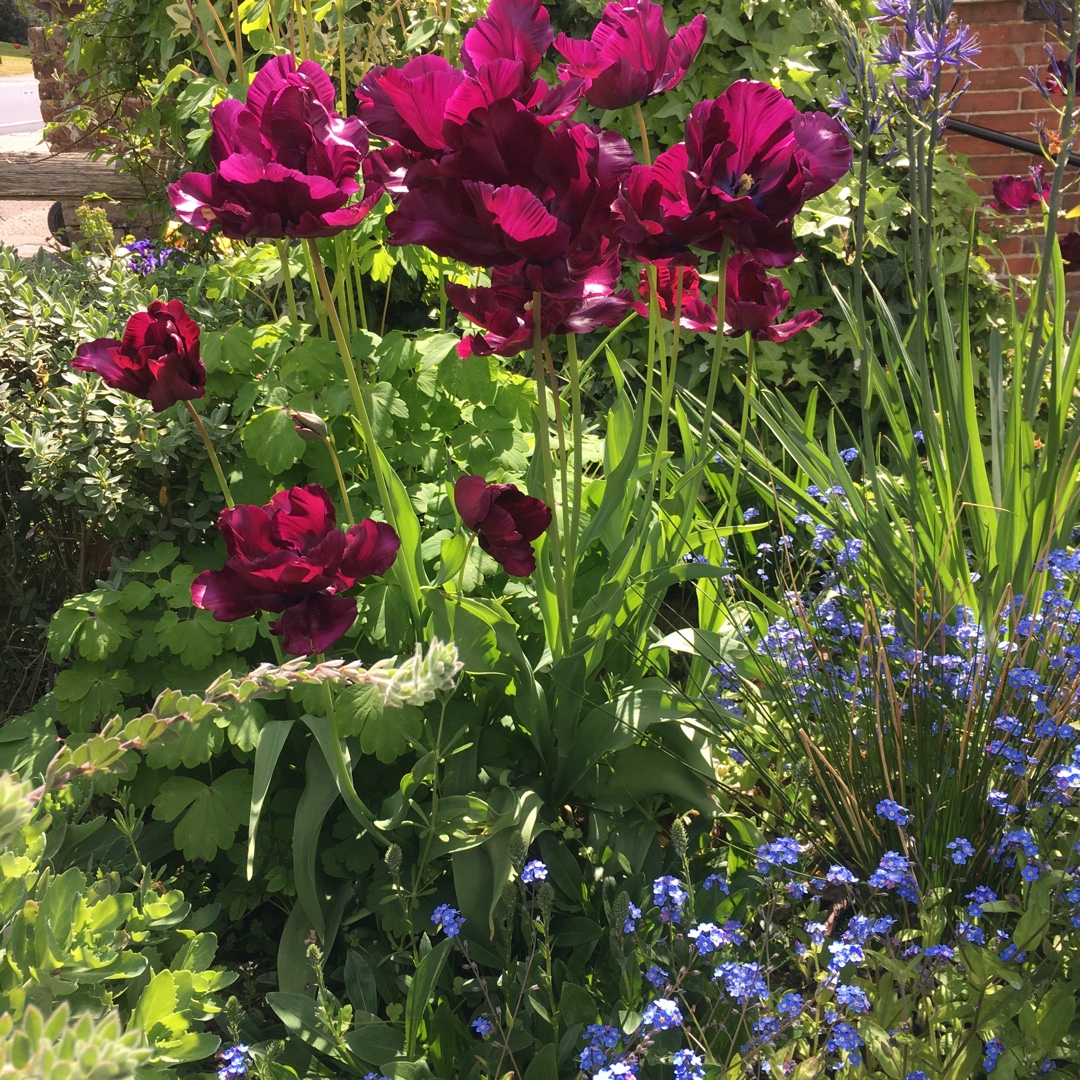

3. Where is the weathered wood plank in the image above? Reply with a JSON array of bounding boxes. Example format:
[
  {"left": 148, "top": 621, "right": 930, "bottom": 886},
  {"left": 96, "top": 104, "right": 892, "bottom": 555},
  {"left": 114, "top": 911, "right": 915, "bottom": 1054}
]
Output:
[{"left": 0, "top": 152, "right": 149, "bottom": 202}]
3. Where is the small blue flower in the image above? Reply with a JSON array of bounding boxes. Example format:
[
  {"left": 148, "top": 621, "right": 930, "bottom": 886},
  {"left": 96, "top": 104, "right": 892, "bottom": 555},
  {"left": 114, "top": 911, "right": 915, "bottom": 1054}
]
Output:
[
  {"left": 924, "top": 944, "right": 955, "bottom": 961},
  {"left": 219, "top": 1045, "right": 252, "bottom": 1080},
  {"left": 520, "top": 860, "right": 548, "bottom": 884},
  {"left": 835, "top": 984, "right": 871, "bottom": 1013},
  {"left": 645, "top": 965, "right": 668, "bottom": 988},
  {"left": 672, "top": 1049, "right": 705, "bottom": 1080},
  {"left": 825, "top": 865, "right": 859, "bottom": 885},
  {"left": 777, "top": 991, "right": 803, "bottom": 1016},
  {"left": 984, "top": 1037, "right": 1006, "bottom": 1072},
  {"left": 947, "top": 837, "right": 975, "bottom": 865},
  {"left": 876, "top": 799, "right": 914, "bottom": 826},
  {"left": 623, "top": 901, "right": 642, "bottom": 934},
  {"left": 652, "top": 876, "right": 689, "bottom": 924},
  {"left": 702, "top": 873, "right": 729, "bottom": 893},
  {"left": 595, "top": 1064, "right": 637, "bottom": 1080},
  {"left": 839, "top": 447, "right": 859, "bottom": 464},
  {"left": 471, "top": 1016, "right": 494, "bottom": 1038},
  {"left": 431, "top": 904, "right": 465, "bottom": 937},
  {"left": 743, "top": 507, "right": 760, "bottom": 522},
  {"left": 641, "top": 998, "right": 683, "bottom": 1031}
]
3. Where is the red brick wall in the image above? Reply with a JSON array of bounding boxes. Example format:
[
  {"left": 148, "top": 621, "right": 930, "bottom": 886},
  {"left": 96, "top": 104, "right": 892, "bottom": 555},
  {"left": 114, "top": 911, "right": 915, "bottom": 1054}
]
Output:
[{"left": 946, "top": 0, "right": 1076, "bottom": 281}]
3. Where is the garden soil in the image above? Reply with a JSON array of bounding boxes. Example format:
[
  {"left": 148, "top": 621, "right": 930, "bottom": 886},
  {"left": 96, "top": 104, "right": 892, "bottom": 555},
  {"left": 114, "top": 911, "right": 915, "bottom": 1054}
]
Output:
[{"left": 0, "top": 132, "right": 55, "bottom": 257}]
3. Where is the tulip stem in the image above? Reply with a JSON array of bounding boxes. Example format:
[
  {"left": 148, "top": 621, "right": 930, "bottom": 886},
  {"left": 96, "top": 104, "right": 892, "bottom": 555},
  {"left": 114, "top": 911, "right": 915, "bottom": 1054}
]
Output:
[
  {"left": 565, "top": 333, "right": 583, "bottom": 574},
  {"left": 320, "top": 675, "right": 388, "bottom": 846},
  {"left": 639, "top": 264, "right": 658, "bottom": 460},
  {"left": 697, "top": 248, "right": 729, "bottom": 468},
  {"left": 724, "top": 332, "right": 755, "bottom": 530},
  {"left": 542, "top": 342, "right": 570, "bottom": 565},
  {"left": 325, "top": 438, "right": 355, "bottom": 525},
  {"left": 230, "top": 0, "right": 246, "bottom": 88},
  {"left": 277, "top": 239, "right": 299, "bottom": 326},
  {"left": 456, "top": 534, "right": 475, "bottom": 595},
  {"left": 633, "top": 101, "right": 652, "bottom": 168},
  {"left": 532, "top": 292, "right": 571, "bottom": 656},
  {"left": 303, "top": 241, "right": 329, "bottom": 338},
  {"left": 307, "top": 239, "right": 423, "bottom": 631},
  {"left": 184, "top": 401, "right": 234, "bottom": 509}
]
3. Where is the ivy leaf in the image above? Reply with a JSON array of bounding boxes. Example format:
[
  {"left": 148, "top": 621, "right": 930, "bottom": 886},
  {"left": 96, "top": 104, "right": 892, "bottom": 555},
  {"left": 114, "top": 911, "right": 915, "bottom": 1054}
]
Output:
[
  {"left": 152, "top": 770, "right": 252, "bottom": 861},
  {"left": 242, "top": 407, "right": 305, "bottom": 473}
]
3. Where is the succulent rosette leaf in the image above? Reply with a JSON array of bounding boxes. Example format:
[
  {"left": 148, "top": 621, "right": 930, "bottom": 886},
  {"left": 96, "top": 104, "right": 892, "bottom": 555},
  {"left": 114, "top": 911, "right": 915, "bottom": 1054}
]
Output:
[
  {"left": 169, "top": 55, "right": 376, "bottom": 239},
  {"left": 191, "top": 485, "right": 400, "bottom": 655},
  {"left": 454, "top": 475, "right": 552, "bottom": 576},
  {"left": 617, "top": 80, "right": 852, "bottom": 267},
  {"left": 71, "top": 300, "right": 206, "bottom": 412},
  {"left": 553, "top": 0, "right": 707, "bottom": 110}
]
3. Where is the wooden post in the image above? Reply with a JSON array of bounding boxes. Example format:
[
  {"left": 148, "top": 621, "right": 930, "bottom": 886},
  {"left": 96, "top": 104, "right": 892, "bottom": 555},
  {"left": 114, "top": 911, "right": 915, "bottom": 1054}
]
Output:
[{"left": 0, "top": 152, "right": 151, "bottom": 203}]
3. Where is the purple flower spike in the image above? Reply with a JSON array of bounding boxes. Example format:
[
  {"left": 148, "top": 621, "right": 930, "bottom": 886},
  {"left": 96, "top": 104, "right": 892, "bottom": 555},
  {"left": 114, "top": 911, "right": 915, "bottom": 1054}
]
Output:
[
  {"left": 170, "top": 55, "right": 377, "bottom": 239},
  {"left": 553, "top": 0, "right": 707, "bottom": 110}
]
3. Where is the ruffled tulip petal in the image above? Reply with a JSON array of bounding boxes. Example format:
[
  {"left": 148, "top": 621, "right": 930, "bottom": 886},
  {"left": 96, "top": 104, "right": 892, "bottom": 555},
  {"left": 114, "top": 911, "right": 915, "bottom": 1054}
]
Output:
[
  {"left": 271, "top": 593, "right": 358, "bottom": 655},
  {"left": 192, "top": 566, "right": 274, "bottom": 622},
  {"left": 72, "top": 338, "right": 146, "bottom": 395},
  {"left": 268, "top": 485, "right": 338, "bottom": 549},
  {"left": 454, "top": 475, "right": 499, "bottom": 530},
  {"left": 762, "top": 309, "right": 821, "bottom": 343},
  {"left": 460, "top": 0, "right": 553, "bottom": 77},
  {"left": 340, "top": 519, "right": 402, "bottom": 582}
]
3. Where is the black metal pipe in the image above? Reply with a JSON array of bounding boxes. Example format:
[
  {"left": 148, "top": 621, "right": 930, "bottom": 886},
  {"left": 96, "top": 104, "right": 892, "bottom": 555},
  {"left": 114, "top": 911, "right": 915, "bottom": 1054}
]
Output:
[{"left": 944, "top": 117, "right": 1080, "bottom": 168}]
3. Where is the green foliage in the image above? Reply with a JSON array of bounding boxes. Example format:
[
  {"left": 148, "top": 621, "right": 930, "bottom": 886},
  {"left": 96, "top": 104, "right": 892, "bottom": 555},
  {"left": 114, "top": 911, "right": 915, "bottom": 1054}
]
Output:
[{"left": 0, "top": 1002, "right": 150, "bottom": 1080}]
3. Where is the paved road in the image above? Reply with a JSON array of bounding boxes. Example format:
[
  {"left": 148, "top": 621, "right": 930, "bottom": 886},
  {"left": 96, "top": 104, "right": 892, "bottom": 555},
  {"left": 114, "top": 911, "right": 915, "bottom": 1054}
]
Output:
[{"left": 0, "top": 76, "right": 44, "bottom": 136}]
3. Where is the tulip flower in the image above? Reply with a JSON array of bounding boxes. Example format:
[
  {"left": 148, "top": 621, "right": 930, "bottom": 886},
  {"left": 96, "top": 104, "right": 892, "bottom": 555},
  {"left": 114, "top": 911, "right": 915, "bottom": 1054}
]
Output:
[
  {"left": 169, "top": 55, "right": 377, "bottom": 239},
  {"left": 448, "top": 255, "right": 630, "bottom": 357},
  {"left": 387, "top": 101, "right": 633, "bottom": 270},
  {"left": 723, "top": 254, "right": 821, "bottom": 342},
  {"left": 553, "top": 0, "right": 707, "bottom": 110},
  {"left": 454, "top": 475, "right": 551, "bottom": 576},
  {"left": 72, "top": 300, "right": 205, "bottom": 412},
  {"left": 988, "top": 167, "right": 1050, "bottom": 213},
  {"left": 631, "top": 263, "right": 718, "bottom": 333},
  {"left": 191, "top": 484, "right": 400, "bottom": 655},
  {"left": 460, "top": 0, "right": 554, "bottom": 77},
  {"left": 1060, "top": 232, "right": 1080, "bottom": 272},
  {"left": 617, "top": 80, "right": 852, "bottom": 267}
]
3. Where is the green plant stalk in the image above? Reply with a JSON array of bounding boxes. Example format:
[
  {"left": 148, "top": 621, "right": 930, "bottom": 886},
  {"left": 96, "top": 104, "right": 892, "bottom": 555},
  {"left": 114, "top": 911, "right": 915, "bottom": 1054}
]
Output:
[
  {"left": 307, "top": 239, "right": 422, "bottom": 628},
  {"left": 695, "top": 246, "right": 729, "bottom": 466},
  {"left": 184, "top": 0, "right": 228, "bottom": 84},
  {"left": 320, "top": 676, "right": 387, "bottom": 842},
  {"left": 566, "top": 333, "right": 583, "bottom": 575},
  {"left": 293, "top": 0, "right": 310, "bottom": 61},
  {"left": 336, "top": 0, "right": 348, "bottom": 112},
  {"left": 633, "top": 101, "right": 653, "bottom": 167},
  {"left": 303, "top": 240, "right": 329, "bottom": 338},
  {"left": 543, "top": 343, "right": 571, "bottom": 594},
  {"left": 277, "top": 239, "right": 299, "bottom": 325},
  {"left": 231, "top": 0, "right": 246, "bottom": 87},
  {"left": 184, "top": 401, "right": 234, "bottom": 508},
  {"left": 333, "top": 234, "right": 356, "bottom": 341},
  {"left": 1023, "top": 3, "right": 1079, "bottom": 417},
  {"left": 638, "top": 264, "right": 658, "bottom": 459},
  {"left": 723, "top": 334, "right": 755, "bottom": 529},
  {"left": 324, "top": 438, "right": 354, "bottom": 524},
  {"left": 532, "top": 291, "right": 571, "bottom": 655},
  {"left": 199, "top": 0, "right": 242, "bottom": 81},
  {"left": 455, "top": 534, "right": 476, "bottom": 594}
]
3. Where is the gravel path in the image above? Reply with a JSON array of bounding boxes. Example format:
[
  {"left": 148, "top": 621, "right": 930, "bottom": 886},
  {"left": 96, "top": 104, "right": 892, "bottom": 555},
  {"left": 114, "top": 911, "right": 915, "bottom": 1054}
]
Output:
[{"left": 0, "top": 133, "right": 57, "bottom": 258}]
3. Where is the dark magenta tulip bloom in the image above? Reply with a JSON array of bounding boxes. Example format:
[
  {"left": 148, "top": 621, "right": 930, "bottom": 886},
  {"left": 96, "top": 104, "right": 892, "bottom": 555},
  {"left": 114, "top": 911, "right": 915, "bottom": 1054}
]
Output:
[
  {"left": 553, "top": 0, "right": 707, "bottom": 110},
  {"left": 617, "top": 80, "right": 852, "bottom": 267},
  {"left": 454, "top": 475, "right": 551, "bottom": 576},
  {"left": 989, "top": 167, "right": 1050, "bottom": 213},
  {"left": 447, "top": 256, "right": 630, "bottom": 357},
  {"left": 72, "top": 300, "right": 205, "bottom": 412},
  {"left": 1060, "top": 232, "right": 1080, "bottom": 272},
  {"left": 631, "top": 263, "right": 718, "bottom": 333},
  {"left": 191, "top": 484, "right": 400, "bottom": 655},
  {"left": 724, "top": 253, "right": 820, "bottom": 342},
  {"left": 387, "top": 100, "right": 633, "bottom": 270},
  {"left": 460, "top": 0, "right": 553, "bottom": 77},
  {"left": 170, "top": 55, "right": 376, "bottom": 239}
]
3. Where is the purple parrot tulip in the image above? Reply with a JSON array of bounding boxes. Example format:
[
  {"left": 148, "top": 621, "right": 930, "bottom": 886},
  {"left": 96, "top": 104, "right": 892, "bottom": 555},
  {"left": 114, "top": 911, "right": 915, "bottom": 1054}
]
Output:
[
  {"left": 554, "top": 0, "right": 707, "bottom": 110},
  {"left": 169, "top": 55, "right": 378, "bottom": 239}
]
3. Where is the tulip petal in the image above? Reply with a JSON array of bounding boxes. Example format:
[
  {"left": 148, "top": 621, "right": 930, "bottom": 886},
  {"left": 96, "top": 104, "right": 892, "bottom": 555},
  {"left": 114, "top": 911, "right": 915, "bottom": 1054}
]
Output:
[
  {"left": 454, "top": 475, "right": 498, "bottom": 530},
  {"left": 340, "top": 519, "right": 401, "bottom": 582},
  {"left": 461, "top": 0, "right": 553, "bottom": 76},
  {"left": 271, "top": 594, "right": 358, "bottom": 655}
]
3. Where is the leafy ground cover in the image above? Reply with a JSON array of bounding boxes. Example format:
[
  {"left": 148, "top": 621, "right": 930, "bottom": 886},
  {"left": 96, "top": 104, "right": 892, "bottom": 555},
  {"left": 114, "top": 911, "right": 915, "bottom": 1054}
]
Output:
[{"left": 2, "top": 0, "right": 1080, "bottom": 1079}]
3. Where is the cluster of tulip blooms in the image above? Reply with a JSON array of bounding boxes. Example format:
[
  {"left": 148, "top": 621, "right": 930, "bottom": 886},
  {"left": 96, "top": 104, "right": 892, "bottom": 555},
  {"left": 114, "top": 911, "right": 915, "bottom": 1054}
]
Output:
[{"left": 71, "top": 0, "right": 855, "bottom": 656}]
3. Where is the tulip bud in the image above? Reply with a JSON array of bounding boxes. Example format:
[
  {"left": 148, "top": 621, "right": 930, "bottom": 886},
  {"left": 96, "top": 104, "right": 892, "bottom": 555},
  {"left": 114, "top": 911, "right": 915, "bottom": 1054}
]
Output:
[{"left": 291, "top": 410, "right": 329, "bottom": 442}]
